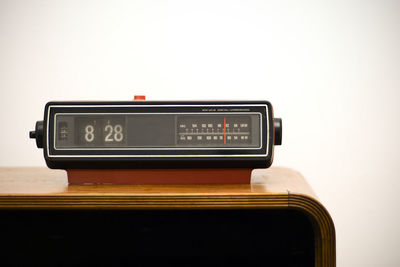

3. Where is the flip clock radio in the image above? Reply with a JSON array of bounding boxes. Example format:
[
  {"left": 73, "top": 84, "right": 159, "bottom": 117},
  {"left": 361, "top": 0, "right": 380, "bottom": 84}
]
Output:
[{"left": 30, "top": 100, "right": 282, "bottom": 183}]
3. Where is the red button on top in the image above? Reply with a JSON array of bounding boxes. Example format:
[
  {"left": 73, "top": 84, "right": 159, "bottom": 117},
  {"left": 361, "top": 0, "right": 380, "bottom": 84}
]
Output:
[{"left": 134, "top": 95, "right": 146, "bottom": 101}]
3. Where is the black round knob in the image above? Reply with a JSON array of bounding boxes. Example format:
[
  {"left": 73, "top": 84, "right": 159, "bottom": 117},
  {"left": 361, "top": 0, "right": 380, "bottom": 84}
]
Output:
[
  {"left": 274, "top": 118, "right": 282, "bottom": 146},
  {"left": 29, "top": 121, "right": 44, "bottom": 148},
  {"left": 29, "top": 131, "right": 36, "bottom": 139}
]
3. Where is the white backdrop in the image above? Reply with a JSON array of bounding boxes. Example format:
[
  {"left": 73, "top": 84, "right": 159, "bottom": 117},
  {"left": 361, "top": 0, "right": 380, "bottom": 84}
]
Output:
[{"left": 1, "top": 0, "right": 399, "bottom": 266}]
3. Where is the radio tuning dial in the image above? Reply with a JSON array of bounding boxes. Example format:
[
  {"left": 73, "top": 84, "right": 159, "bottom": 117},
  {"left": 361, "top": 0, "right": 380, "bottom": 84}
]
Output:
[{"left": 274, "top": 118, "right": 282, "bottom": 146}]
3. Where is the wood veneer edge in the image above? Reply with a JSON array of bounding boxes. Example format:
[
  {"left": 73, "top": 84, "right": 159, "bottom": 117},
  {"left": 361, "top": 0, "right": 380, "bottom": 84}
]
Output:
[
  {"left": 288, "top": 193, "right": 336, "bottom": 267},
  {"left": 0, "top": 194, "right": 289, "bottom": 209}
]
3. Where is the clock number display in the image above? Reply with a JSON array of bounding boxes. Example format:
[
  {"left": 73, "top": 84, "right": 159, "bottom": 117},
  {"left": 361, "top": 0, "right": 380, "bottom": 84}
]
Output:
[
  {"left": 104, "top": 124, "right": 124, "bottom": 142},
  {"left": 74, "top": 116, "right": 126, "bottom": 147},
  {"left": 85, "top": 125, "right": 95, "bottom": 142}
]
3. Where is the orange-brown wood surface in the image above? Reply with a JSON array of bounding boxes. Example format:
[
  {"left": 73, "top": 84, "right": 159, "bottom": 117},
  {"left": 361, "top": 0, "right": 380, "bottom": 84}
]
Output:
[{"left": 0, "top": 167, "right": 335, "bottom": 267}]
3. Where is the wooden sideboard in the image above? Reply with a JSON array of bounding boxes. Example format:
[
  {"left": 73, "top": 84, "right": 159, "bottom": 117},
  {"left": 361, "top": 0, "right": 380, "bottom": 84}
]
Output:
[{"left": 0, "top": 167, "right": 335, "bottom": 266}]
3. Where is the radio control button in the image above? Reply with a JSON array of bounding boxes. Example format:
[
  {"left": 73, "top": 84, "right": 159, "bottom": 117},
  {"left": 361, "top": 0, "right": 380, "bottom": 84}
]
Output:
[{"left": 133, "top": 95, "right": 146, "bottom": 100}]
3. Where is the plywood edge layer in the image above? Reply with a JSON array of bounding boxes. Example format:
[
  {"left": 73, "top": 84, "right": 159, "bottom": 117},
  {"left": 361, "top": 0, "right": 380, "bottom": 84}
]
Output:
[
  {"left": 288, "top": 193, "right": 336, "bottom": 267},
  {"left": 0, "top": 194, "right": 289, "bottom": 209}
]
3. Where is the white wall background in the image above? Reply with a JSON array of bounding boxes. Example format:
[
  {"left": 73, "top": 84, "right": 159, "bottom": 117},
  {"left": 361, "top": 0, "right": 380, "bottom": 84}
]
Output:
[{"left": 1, "top": 0, "right": 399, "bottom": 266}]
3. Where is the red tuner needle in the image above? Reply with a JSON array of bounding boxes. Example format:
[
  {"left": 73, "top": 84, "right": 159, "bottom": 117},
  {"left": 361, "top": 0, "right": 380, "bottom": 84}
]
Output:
[{"left": 224, "top": 117, "right": 226, "bottom": 144}]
